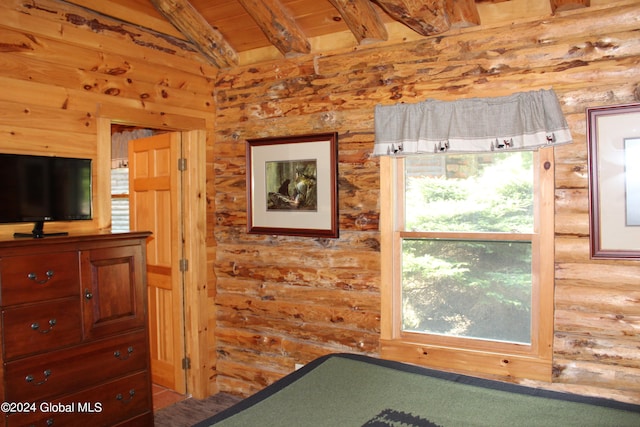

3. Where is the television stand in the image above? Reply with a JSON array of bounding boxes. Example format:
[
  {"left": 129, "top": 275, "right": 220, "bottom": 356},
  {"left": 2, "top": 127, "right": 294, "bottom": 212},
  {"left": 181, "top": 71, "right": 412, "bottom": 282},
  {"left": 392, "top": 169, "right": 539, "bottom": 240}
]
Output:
[{"left": 13, "top": 221, "right": 69, "bottom": 239}]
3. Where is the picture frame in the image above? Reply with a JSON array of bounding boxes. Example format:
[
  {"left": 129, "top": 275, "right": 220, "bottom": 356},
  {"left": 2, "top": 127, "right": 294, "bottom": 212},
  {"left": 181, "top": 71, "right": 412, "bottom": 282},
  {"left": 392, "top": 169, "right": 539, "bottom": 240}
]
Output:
[
  {"left": 246, "top": 133, "right": 339, "bottom": 238},
  {"left": 587, "top": 103, "right": 640, "bottom": 259}
]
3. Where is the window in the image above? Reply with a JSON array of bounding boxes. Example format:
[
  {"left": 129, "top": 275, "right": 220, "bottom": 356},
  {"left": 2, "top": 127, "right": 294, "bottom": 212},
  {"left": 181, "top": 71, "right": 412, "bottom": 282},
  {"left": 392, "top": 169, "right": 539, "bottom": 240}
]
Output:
[
  {"left": 380, "top": 148, "right": 554, "bottom": 382},
  {"left": 111, "top": 167, "right": 130, "bottom": 233}
]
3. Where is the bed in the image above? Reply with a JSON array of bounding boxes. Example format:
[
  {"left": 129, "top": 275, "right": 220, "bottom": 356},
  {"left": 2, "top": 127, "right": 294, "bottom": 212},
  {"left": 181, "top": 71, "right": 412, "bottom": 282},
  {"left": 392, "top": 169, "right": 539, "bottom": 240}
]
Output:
[{"left": 194, "top": 353, "right": 640, "bottom": 426}]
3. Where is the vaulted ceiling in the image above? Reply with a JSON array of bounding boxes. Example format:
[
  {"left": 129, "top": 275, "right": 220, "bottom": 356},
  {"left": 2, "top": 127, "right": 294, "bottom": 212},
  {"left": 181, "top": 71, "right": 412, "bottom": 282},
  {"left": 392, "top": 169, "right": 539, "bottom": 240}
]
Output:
[{"left": 66, "top": 0, "right": 592, "bottom": 68}]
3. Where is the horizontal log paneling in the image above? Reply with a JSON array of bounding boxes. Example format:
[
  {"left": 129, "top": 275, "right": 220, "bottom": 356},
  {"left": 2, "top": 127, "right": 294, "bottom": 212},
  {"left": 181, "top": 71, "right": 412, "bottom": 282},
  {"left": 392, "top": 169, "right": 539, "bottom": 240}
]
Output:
[
  {"left": 215, "top": 331, "right": 348, "bottom": 394},
  {"left": 216, "top": 241, "right": 380, "bottom": 268},
  {"left": 215, "top": 279, "right": 380, "bottom": 313},
  {"left": 215, "top": 229, "right": 381, "bottom": 255},
  {"left": 555, "top": 312, "right": 640, "bottom": 342},
  {"left": 555, "top": 189, "right": 589, "bottom": 213},
  {"left": 552, "top": 359, "right": 640, "bottom": 403},
  {"left": 554, "top": 212, "right": 589, "bottom": 236},
  {"left": 556, "top": 263, "right": 640, "bottom": 287},
  {"left": 216, "top": 305, "right": 379, "bottom": 352},
  {"left": 216, "top": 358, "right": 284, "bottom": 390},
  {"left": 215, "top": 261, "right": 380, "bottom": 294},
  {"left": 214, "top": 0, "right": 640, "bottom": 403},
  {"left": 318, "top": 3, "right": 640, "bottom": 74},
  {"left": 554, "top": 163, "right": 588, "bottom": 191},
  {"left": 555, "top": 237, "right": 591, "bottom": 262},
  {"left": 219, "top": 55, "right": 640, "bottom": 120},
  {"left": 215, "top": 327, "right": 337, "bottom": 366},
  {"left": 555, "top": 282, "right": 640, "bottom": 315}
]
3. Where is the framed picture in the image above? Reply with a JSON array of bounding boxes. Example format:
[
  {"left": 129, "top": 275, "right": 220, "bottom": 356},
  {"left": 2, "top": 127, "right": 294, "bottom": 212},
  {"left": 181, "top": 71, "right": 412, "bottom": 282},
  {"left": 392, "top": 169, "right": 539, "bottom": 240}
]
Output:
[
  {"left": 587, "top": 103, "right": 640, "bottom": 258},
  {"left": 246, "top": 133, "right": 339, "bottom": 238}
]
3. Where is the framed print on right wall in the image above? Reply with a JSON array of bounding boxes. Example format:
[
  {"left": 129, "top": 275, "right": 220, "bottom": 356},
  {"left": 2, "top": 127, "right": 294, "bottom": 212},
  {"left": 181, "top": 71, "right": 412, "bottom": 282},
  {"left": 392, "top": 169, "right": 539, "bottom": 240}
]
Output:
[{"left": 587, "top": 103, "right": 640, "bottom": 259}]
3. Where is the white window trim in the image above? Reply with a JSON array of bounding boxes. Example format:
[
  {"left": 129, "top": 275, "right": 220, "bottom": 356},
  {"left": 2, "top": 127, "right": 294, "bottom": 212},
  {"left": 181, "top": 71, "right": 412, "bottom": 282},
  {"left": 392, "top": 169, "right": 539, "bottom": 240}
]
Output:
[{"left": 379, "top": 148, "right": 555, "bottom": 382}]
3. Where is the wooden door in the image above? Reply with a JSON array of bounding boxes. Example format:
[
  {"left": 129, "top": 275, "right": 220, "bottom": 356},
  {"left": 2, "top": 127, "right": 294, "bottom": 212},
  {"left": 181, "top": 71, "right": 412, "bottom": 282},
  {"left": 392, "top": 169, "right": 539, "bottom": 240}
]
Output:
[{"left": 128, "top": 132, "right": 186, "bottom": 393}]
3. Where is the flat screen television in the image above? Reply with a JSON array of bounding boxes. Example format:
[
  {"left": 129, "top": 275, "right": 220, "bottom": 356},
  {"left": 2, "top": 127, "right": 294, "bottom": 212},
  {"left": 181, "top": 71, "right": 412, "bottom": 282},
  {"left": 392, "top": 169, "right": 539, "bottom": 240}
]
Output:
[{"left": 0, "top": 153, "right": 92, "bottom": 238}]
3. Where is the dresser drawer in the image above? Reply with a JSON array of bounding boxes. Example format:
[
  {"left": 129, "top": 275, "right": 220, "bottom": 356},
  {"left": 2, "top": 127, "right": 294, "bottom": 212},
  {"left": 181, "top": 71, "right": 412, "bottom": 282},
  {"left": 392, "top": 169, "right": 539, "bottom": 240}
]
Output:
[
  {"left": 2, "top": 297, "right": 82, "bottom": 360},
  {"left": 4, "top": 330, "right": 148, "bottom": 402},
  {"left": 5, "top": 371, "right": 152, "bottom": 427},
  {"left": 0, "top": 252, "right": 79, "bottom": 305}
]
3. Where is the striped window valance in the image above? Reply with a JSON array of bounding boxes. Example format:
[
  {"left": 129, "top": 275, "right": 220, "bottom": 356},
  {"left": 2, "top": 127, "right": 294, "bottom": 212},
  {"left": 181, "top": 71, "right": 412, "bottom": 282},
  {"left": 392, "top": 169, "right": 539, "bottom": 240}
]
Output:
[{"left": 373, "top": 89, "right": 572, "bottom": 156}]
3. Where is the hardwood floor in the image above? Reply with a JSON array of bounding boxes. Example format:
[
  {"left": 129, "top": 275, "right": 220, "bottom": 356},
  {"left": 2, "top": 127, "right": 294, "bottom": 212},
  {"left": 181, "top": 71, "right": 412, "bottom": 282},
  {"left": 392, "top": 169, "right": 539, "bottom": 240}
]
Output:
[
  {"left": 153, "top": 384, "right": 187, "bottom": 411},
  {"left": 153, "top": 387, "right": 241, "bottom": 427}
]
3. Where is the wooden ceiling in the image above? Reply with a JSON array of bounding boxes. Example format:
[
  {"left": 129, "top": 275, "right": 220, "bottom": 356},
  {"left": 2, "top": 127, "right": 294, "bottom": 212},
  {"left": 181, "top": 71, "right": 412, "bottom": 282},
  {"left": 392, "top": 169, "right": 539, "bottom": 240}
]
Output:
[{"left": 66, "top": 0, "right": 593, "bottom": 68}]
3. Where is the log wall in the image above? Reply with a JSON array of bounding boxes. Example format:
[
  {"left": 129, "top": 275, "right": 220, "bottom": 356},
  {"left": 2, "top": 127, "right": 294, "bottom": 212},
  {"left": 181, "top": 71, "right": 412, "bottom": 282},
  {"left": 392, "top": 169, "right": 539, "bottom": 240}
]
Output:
[
  {"left": 1, "top": 0, "right": 639, "bottom": 405},
  {"left": 213, "top": 1, "right": 640, "bottom": 403}
]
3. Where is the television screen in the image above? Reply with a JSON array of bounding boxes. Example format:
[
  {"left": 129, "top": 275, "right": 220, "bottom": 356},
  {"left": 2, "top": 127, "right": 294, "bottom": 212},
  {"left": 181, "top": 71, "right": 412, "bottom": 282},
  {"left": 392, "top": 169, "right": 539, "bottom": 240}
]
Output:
[{"left": 0, "top": 154, "right": 92, "bottom": 232}]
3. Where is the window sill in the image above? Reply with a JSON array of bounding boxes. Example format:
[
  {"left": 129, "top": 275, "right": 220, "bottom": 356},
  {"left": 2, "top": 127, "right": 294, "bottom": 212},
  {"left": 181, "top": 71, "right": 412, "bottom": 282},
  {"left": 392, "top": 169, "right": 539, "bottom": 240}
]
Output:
[{"left": 380, "top": 338, "right": 552, "bottom": 382}]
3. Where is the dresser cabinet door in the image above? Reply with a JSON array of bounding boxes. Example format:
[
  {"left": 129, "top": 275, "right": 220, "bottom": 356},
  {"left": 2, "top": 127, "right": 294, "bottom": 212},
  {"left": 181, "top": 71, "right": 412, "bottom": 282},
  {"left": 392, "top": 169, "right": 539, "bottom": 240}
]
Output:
[{"left": 80, "top": 244, "right": 147, "bottom": 340}]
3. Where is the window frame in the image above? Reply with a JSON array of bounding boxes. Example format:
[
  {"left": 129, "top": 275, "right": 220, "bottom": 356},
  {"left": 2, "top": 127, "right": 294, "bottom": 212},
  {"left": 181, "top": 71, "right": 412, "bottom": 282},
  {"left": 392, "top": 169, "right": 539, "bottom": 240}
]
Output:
[{"left": 380, "top": 148, "right": 555, "bottom": 382}]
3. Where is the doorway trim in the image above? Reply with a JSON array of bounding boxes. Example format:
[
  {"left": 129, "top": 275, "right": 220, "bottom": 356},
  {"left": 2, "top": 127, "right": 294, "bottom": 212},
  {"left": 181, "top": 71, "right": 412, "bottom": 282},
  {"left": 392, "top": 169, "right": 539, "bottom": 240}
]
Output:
[{"left": 97, "top": 112, "right": 210, "bottom": 399}]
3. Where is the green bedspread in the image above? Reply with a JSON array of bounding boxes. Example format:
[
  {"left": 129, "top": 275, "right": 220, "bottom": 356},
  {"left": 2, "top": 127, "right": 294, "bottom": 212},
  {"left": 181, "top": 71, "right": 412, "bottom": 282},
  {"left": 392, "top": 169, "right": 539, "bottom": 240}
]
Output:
[{"left": 195, "top": 353, "right": 640, "bottom": 427}]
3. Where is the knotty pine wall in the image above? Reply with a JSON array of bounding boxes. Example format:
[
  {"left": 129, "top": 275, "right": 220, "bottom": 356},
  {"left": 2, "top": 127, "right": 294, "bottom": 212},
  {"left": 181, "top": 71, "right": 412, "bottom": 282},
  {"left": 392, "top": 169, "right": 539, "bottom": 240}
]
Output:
[
  {"left": 0, "top": 0, "right": 217, "bottom": 397},
  {"left": 0, "top": 0, "right": 217, "bottom": 238},
  {"left": 213, "top": 1, "right": 640, "bottom": 403}
]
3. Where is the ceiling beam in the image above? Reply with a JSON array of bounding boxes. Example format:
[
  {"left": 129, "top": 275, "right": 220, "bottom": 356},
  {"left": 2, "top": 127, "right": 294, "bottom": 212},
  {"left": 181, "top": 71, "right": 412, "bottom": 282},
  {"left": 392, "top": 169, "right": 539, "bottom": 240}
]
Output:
[
  {"left": 150, "top": 0, "right": 238, "bottom": 68},
  {"left": 373, "top": 0, "right": 451, "bottom": 36},
  {"left": 447, "top": 0, "right": 480, "bottom": 28},
  {"left": 328, "top": 0, "right": 388, "bottom": 44},
  {"left": 551, "top": 0, "right": 590, "bottom": 12},
  {"left": 237, "top": 0, "right": 311, "bottom": 57}
]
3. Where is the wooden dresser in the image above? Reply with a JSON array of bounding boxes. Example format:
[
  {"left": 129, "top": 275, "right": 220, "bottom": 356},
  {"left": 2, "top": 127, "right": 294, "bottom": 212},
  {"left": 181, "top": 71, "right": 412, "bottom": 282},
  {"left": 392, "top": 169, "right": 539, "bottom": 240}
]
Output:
[{"left": 0, "top": 232, "right": 153, "bottom": 427}]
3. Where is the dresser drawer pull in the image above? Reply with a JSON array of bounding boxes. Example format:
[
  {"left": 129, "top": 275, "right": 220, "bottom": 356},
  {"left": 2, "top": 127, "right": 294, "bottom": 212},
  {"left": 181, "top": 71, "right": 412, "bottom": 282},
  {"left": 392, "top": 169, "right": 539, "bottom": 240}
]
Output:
[
  {"left": 31, "top": 318, "right": 57, "bottom": 334},
  {"left": 116, "top": 389, "right": 135, "bottom": 404},
  {"left": 27, "top": 270, "right": 55, "bottom": 284},
  {"left": 84, "top": 289, "right": 93, "bottom": 300},
  {"left": 25, "top": 369, "right": 51, "bottom": 385},
  {"left": 114, "top": 346, "right": 134, "bottom": 360}
]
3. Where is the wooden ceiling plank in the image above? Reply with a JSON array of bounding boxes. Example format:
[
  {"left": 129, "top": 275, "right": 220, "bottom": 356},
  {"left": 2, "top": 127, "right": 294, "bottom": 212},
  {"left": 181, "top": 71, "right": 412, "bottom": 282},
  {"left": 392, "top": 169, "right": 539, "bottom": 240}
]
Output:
[
  {"left": 150, "top": 0, "right": 238, "bottom": 68},
  {"left": 446, "top": 0, "right": 481, "bottom": 28},
  {"left": 327, "top": 0, "right": 388, "bottom": 43},
  {"left": 550, "top": 0, "right": 590, "bottom": 12},
  {"left": 373, "top": 0, "right": 451, "bottom": 36},
  {"left": 237, "top": 0, "right": 311, "bottom": 56},
  {"left": 64, "top": 0, "right": 184, "bottom": 39}
]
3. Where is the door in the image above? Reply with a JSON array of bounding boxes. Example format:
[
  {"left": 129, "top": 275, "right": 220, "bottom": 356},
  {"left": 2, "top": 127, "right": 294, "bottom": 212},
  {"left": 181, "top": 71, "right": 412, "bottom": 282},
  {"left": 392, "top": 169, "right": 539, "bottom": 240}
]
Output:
[
  {"left": 128, "top": 132, "right": 186, "bottom": 393},
  {"left": 80, "top": 243, "right": 147, "bottom": 340}
]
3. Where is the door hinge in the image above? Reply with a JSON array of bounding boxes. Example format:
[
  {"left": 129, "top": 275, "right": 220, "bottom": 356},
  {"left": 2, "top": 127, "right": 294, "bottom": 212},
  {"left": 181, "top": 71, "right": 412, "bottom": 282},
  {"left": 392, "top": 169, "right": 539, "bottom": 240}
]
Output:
[
  {"left": 179, "top": 258, "right": 189, "bottom": 272},
  {"left": 182, "top": 357, "right": 191, "bottom": 370},
  {"left": 178, "top": 157, "right": 187, "bottom": 171}
]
